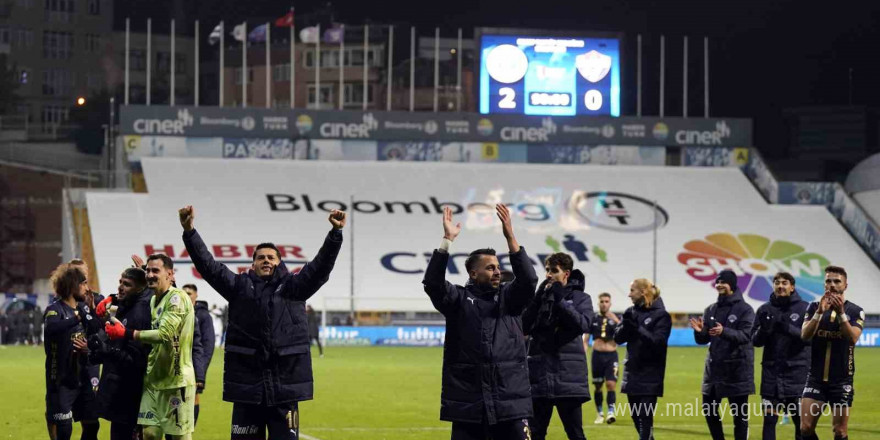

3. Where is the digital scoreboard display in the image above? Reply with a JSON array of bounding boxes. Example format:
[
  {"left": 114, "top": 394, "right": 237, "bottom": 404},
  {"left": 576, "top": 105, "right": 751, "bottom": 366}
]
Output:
[{"left": 479, "top": 34, "right": 621, "bottom": 116}]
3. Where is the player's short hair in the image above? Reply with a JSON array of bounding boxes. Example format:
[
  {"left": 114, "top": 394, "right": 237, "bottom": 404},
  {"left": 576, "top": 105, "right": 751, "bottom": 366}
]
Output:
[
  {"left": 68, "top": 258, "right": 86, "bottom": 266},
  {"left": 147, "top": 254, "right": 174, "bottom": 270},
  {"left": 51, "top": 263, "right": 87, "bottom": 298},
  {"left": 632, "top": 278, "right": 661, "bottom": 307},
  {"left": 122, "top": 267, "right": 147, "bottom": 288},
  {"left": 181, "top": 284, "right": 197, "bottom": 292},
  {"left": 465, "top": 248, "right": 496, "bottom": 273},
  {"left": 253, "top": 243, "right": 281, "bottom": 261},
  {"left": 598, "top": 292, "right": 612, "bottom": 300},
  {"left": 825, "top": 265, "right": 847, "bottom": 279},
  {"left": 772, "top": 271, "right": 796, "bottom": 286},
  {"left": 544, "top": 253, "right": 573, "bottom": 272}
]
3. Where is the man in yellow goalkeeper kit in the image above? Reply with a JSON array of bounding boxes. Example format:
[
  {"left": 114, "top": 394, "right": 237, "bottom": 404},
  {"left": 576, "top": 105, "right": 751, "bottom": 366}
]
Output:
[{"left": 105, "top": 254, "right": 195, "bottom": 440}]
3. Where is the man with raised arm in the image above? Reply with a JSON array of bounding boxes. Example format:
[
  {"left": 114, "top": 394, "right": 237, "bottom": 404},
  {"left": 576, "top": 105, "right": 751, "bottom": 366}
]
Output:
[
  {"left": 423, "top": 204, "right": 539, "bottom": 440},
  {"left": 179, "top": 205, "right": 345, "bottom": 440}
]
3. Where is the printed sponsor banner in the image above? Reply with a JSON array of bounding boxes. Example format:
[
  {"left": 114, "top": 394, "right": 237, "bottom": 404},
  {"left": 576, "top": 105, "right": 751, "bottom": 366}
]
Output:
[
  {"left": 119, "top": 105, "right": 753, "bottom": 147},
  {"left": 376, "top": 142, "right": 527, "bottom": 163},
  {"left": 315, "top": 327, "right": 880, "bottom": 346},
  {"left": 84, "top": 159, "right": 880, "bottom": 313},
  {"left": 681, "top": 146, "right": 750, "bottom": 167},
  {"left": 526, "top": 145, "right": 665, "bottom": 165},
  {"left": 778, "top": 182, "right": 837, "bottom": 205}
]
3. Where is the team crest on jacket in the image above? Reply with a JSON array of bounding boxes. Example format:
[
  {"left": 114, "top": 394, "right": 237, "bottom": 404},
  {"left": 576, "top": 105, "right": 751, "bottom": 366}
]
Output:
[
  {"left": 790, "top": 313, "right": 799, "bottom": 321},
  {"left": 169, "top": 396, "right": 182, "bottom": 409},
  {"left": 728, "top": 315, "right": 737, "bottom": 323},
  {"left": 644, "top": 317, "right": 652, "bottom": 325}
]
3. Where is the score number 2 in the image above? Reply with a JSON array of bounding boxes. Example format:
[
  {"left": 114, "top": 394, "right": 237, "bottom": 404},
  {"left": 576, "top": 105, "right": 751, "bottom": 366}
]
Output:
[{"left": 499, "top": 87, "right": 517, "bottom": 109}]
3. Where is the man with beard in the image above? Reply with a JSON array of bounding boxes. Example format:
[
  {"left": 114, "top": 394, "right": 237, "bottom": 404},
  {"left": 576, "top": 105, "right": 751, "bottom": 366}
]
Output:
[
  {"left": 422, "top": 205, "right": 539, "bottom": 440},
  {"left": 104, "top": 254, "right": 196, "bottom": 440},
  {"left": 800, "top": 266, "right": 864, "bottom": 440},
  {"left": 180, "top": 205, "right": 345, "bottom": 440},
  {"left": 90, "top": 267, "right": 154, "bottom": 440},
  {"left": 43, "top": 263, "right": 93, "bottom": 440},
  {"left": 690, "top": 269, "right": 755, "bottom": 440},
  {"left": 522, "top": 254, "right": 592, "bottom": 440},
  {"left": 752, "top": 272, "right": 809, "bottom": 440}
]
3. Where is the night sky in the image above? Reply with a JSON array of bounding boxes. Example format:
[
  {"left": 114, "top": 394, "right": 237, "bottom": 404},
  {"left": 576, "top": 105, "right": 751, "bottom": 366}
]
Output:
[{"left": 118, "top": 0, "right": 880, "bottom": 155}]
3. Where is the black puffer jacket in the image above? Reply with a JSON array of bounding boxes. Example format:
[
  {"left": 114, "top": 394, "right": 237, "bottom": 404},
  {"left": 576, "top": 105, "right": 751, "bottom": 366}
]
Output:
[
  {"left": 89, "top": 291, "right": 153, "bottom": 424},
  {"left": 614, "top": 297, "right": 671, "bottom": 396},
  {"left": 694, "top": 290, "right": 756, "bottom": 397},
  {"left": 192, "top": 301, "right": 216, "bottom": 386},
  {"left": 183, "top": 228, "right": 342, "bottom": 405},
  {"left": 751, "top": 292, "right": 810, "bottom": 399},
  {"left": 422, "top": 247, "right": 539, "bottom": 425},
  {"left": 523, "top": 270, "right": 593, "bottom": 402}
]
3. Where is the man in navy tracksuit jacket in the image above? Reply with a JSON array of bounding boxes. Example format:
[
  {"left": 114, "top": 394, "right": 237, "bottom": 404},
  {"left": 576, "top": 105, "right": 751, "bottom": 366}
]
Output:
[
  {"left": 180, "top": 205, "right": 345, "bottom": 440},
  {"left": 423, "top": 205, "right": 539, "bottom": 440},
  {"left": 522, "top": 259, "right": 593, "bottom": 440},
  {"left": 690, "top": 269, "right": 755, "bottom": 440},
  {"left": 751, "top": 271, "right": 809, "bottom": 440}
]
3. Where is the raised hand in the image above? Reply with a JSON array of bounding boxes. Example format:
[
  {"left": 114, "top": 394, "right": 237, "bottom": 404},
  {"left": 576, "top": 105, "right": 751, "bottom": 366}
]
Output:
[
  {"left": 328, "top": 209, "right": 347, "bottom": 230},
  {"left": 131, "top": 254, "right": 145, "bottom": 268},
  {"left": 495, "top": 204, "right": 520, "bottom": 252},
  {"left": 817, "top": 294, "right": 830, "bottom": 313},
  {"left": 689, "top": 317, "right": 704, "bottom": 332},
  {"left": 442, "top": 206, "right": 462, "bottom": 241},
  {"left": 179, "top": 205, "right": 195, "bottom": 231}
]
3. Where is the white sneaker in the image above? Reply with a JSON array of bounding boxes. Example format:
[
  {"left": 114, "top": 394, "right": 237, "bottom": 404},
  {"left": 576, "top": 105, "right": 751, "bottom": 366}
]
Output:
[
  {"left": 594, "top": 413, "right": 605, "bottom": 424},
  {"left": 606, "top": 413, "right": 616, "bottom": 424}
]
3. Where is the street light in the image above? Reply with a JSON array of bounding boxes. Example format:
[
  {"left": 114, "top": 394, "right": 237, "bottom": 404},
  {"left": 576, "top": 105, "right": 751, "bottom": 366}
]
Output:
[{"left": 76, "top": 97, "right": 86, "bottom": 106}]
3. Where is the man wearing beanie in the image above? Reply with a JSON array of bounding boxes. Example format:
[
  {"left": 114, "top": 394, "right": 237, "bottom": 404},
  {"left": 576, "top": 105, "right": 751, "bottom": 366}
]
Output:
[{"left": 689, "top": 269, "right": 755, "bottom": 440}]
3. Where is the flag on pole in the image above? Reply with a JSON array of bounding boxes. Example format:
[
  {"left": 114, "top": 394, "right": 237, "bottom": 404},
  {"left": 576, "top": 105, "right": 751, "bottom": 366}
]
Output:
[
  {"left": 323, "top": 24, "right": 343, "bottom": 43},
  {"left": 299, "top": 26, "right": 319, "bottom": 43},
  {"left": 248, "top": 24, "right": 268, "bottom": 42},
  {"left": 275, "top": 9, "right": 294, "bottom": 27},
  {"left": 231, "top": 23, "right": 246, "bottom": 42},
  {"left": 208, "top": 22, "right": 222, "bottom": 45}
]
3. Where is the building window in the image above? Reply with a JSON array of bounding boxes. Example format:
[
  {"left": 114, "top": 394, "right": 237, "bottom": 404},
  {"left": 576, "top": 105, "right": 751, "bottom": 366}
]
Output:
[
  {"left": 42, "top": 69, "right": 73, "bottom": 96},
  {"left": 156, "top": 52, "right": 170, "bottom": 73},
  {"left": 84, "top": 33, "right": 101, "bottom": 53},
  {"left": 16, "top": 0, "right": 35, "bottom": 8},
  {"left": 44, "top": 0, "right": 75, "bottom": 23},
  {"left": 273, "top": 63, "right": 290, "bottom": 82},
  {"left": 343, "top": 83, "right": 373, "bottom": 105},
  {"left": 234, "top": 67, "right": 254, "bottom": 85},
  {"left": 41, "top": 105, "right": 69, "bottom": 132},
  {"left": 175, "top": 54, "right": 186, "bottom": 74},
  {"left": 131, "top": 49, "right": 145, "bottom": 71},
  {"left": 42, "top": 31, "right": 73, "bottom": 59},
  {"left": 12, "top": 28, "right": 35, "bottom": 48},
  {"left": 307, "top": 84, "right": 333, "bottom": 108},
  {"left": 87, "top": 0, "right": 99, "bottom": 15},
  {"left": 17, "top": 68, "right": 30, "bottom": 84}
]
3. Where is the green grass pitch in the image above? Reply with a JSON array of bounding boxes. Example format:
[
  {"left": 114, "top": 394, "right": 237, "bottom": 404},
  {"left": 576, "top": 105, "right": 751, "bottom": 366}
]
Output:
[{"left": 2, "top": 345, "right": 879, "bottom": 439}]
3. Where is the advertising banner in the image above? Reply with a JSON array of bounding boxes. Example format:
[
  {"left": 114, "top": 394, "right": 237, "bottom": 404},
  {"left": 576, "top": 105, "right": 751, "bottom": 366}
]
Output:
[{"left": 85, "top": 159, "right": 880, "bottom": 313}]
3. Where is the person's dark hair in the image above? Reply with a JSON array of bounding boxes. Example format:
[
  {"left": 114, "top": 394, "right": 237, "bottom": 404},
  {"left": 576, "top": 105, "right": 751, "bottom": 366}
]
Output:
[
  {"left": 544, "top": 253, "right": 573, "bottom": 272},
  {"left": 147, "top": 254, "right": 174, "bottom": 270},
  {"left": 122, "top": 267, "right": 147, "bottom": 288},
  {"left": 252, "top": 243, "right": 281, "bottom": 261},
  {"left": 598, "top": 292, "right": 611, "bottom": 299},
  {"left": 825, "top": 265, "right": 847, "bottom": 279},
  {"left": 465, "top": 248, "right": 496, "bottom": 273},
  {"left": 181, "top": 284, "right": 198, "bottom": 292},
  {"left": 51, "top": 264, "right": 87, "bottom": 298},
  {"left": 772, "top": 271, "right": 796, "bottom": 286}
]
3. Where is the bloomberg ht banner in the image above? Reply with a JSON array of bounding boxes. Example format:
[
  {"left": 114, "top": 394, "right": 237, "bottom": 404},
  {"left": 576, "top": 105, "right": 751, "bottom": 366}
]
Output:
[
  {"left": 86, "top": 159, "right": 880, "bottom": 313},
  {"left": 119, "top": 105, "right": 752, "bottom": 148}
]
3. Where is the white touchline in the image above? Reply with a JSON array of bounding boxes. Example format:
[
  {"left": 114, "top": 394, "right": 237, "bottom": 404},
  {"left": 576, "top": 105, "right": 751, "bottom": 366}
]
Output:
[{"left": 300, "top": 433, "right": 323, "bottom": 440}]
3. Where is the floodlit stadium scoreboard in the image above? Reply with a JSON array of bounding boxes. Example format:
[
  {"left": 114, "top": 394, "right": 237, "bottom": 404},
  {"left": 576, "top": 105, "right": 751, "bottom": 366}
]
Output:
[{"left": 478, "top": 31, "right": 621, "bottom": 117}]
